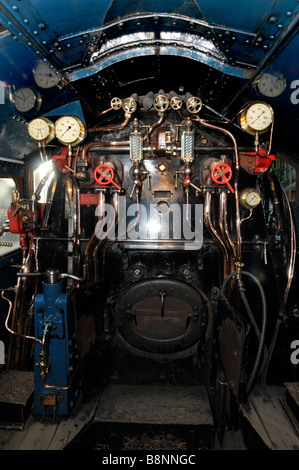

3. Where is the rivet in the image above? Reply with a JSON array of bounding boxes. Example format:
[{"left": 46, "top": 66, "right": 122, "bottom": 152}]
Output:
[
  {"left": 33, "top": 30, "right": 39, "bottom": 36},
  {"left": 286, "top": 11, "right": 292, "bottom": 17},
  {"left": 12, "top": 6, "right": 19, "bottom": 12},
  {"left": 268, "top": 16, "right": 277, "bottom": 24},
  {"left": 23, "top": 19, "right": 30, "bottom": 24},
  {"left": 38, "top": 23, "right": 46, "bottom": 30}
]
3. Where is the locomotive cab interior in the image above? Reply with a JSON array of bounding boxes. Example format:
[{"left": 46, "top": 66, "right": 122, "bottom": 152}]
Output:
[{"left": 0, "top": 0, "right": 298, "bottom": 451}]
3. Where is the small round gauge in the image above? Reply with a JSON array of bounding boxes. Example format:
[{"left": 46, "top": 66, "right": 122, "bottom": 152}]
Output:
[
  {"left": 13, "top": 86, "right": 41, "bottom": 114},
  {"left": 240, "top": 188, "right": 261, "bottom": 210},
  {"left": 27, "top": 117, "right": 55, "bottom": 144},
  {"left": 33, "top": 61, "right": 61, "bottom": 89},
  {"left": 257, "top": 73, "right": 286, "bottom": 98},
  {"left": 54, "top": 115, "right": 86, "bottom": 145},
  {"left": 240, "top": 101, "right": 273, "bottom": 135}
]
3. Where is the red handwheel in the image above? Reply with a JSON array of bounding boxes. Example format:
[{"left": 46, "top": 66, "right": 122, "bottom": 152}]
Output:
[
  {"left": 211, "top": 163, "right": 234, "bottom": 193},
  {"left": 94, "top": 164, "right": 121, "bottom": 190}
]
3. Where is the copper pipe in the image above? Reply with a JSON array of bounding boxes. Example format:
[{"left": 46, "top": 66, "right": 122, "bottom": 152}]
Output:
[
  {"left": 34, "top": 165, "right": 54, "bottom": 200},
  {"left": 41, "top": 365, "right": 79, "bottom": 391},
  {"left": 81, "top": 140, "right": 129, "bottom": 161},
  {"left": 204, "top": 192, "right": 229, "bottom": 281},
  {"left": 84, "top": 191, "right": 104, "bottom": 280},
  {"left": 87, "top": 107, "right": 113, "bottom": 127},
  {"left": 195, "top": 116, "right": 242, "bottom": 263},
  {"left": 1, "top": 291, "right": 42, "bottom": 345},
  {"left": 7, "top": 240, "right": 36, "bottom": 369},
  {"left": 219, "top": 191, "right": 236, "bottom": 272},
  {"left": 101, "top": 194, "right": 140, "bottom": 280},
  {"left": 147, "top": 115, "right": 166, "bottom": 136},
  {"left": 88, "top": 117, "right": 131, "bottom": 133}
]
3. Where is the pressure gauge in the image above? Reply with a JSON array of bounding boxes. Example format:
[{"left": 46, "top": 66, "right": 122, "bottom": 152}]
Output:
[
  {"left": 257, "top": 73, "right": 286, "bottom": 98},
  {"left": 54, "top": 115, "right": 86, "bottom": 145},
  {"left": 27, "top": 117, "right": 55, "bottom": 144},
  {"left": 240, "top": 101, "right": 273, "bottom": 135},
  {"left": 33, "top": 61, "right": 61, "bottom": 89},
  {"left": 240, "top": 188, "right": 261, "bottom": 210},
  {"left": 13, "top": 86, "right": 41, "bottom": 114}
]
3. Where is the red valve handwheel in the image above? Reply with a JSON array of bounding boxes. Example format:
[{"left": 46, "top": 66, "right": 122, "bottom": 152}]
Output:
[
  {"left": 94, "top": 164, "right": 121, "bottom": 190},
  {"left": 211, "top": 163, "right": 234, "bottom": 193}
]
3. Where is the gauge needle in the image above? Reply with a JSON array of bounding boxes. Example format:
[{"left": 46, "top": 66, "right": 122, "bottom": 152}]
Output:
[
  {"left": 60, "top": 125, "right": 72, "bottom": 137},
  {"left": 251, "top": 110, "right": 265, "bottom": 124}
]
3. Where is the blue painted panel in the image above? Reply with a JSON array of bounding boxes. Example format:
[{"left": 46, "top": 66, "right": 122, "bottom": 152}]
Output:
[
  {"left": 196, "top": 0, "right": 277, "bottom": 33},
  {"left": 104, "top": 0, "right": 204, "bottom": 23}
]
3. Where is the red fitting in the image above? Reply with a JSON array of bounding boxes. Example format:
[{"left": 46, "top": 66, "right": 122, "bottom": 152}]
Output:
[
  {"left": 94, "top": 164, "right": 121, "bottom": 190},
  {"left": 210, "top": 162, "right": 234, "bottom": 193}
]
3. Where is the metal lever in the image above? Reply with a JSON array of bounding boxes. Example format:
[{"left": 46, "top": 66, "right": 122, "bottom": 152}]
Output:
[
  {"left": 17, "top": 268, "right": 85, "bottom": 284},
  {"left": 160, "top": 290, "right": 166, "bottom": 317}
]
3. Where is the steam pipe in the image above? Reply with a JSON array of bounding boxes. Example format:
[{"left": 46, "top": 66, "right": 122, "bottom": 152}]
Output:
[
  {"left": 88, "top": 117, "right": 131, "bottom": 133},
  {"left": 195, "top": 116, "right": 242, "bottom": 263},
  {"left": 204, "top": 191, "right": 229, "bottom": 280},
  {"left": 81, "top": 140, "right": 130, "bottom": 161}
]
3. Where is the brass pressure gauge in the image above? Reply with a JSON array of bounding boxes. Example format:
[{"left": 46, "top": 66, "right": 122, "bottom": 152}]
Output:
[
  {"left": 54, "top": 115, "right": 86, "bottom": 145},
  {"left": 240, "top": 188, "right": 261, "bottom": 210},
  {"left": 28, "top": 117, "right": 55, "bottom": 144},
  {"left": 240, "top": 101, "right": 273, "bottom": 135}
]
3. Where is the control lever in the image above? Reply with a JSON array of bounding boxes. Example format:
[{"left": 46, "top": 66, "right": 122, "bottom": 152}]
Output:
[{"left": 17, "top": 268, "right": 85, "bottom": 284}]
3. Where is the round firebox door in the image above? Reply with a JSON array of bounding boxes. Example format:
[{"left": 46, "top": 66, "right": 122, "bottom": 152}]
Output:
[{"left": 115, "top": 278, "right": 207, "bottom": 353}]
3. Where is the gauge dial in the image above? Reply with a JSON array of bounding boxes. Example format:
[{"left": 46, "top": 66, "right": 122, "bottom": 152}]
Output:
[
  {"left": 28, "top": 117, "right": 55, "bottom": 144},
  {"left": 257, "top": 73, "right": 286, "bottom": 98},
  {"left": 240, "top": 101, "right": 273, "bottom": 134},
  {"left": 13, "top": 86, "right": 41, "bottom": 114},
  {"left": 33, "top": 61, "right": 61, "bottom": 89},
  {"left": 54, "top": 115, "right": 86, "bottom": 145},
  {"left": 240, "top": 188, "right": 261, "bottom": 210}
]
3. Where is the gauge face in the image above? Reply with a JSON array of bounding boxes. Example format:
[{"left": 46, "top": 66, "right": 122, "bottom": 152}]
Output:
[
  {"left": 54, "top": 115, "right": 86, "bottom": 145},
  {"left": 34, "top": 61, "right": 61, "bottom": 89},
  {"left": 240, "top": 102, "right": 273, "bottom": 134},
  {"left": 28, "top": 117, "right": 54, "bottom": 143},
  {"left": 240, "top": 188, "right": 261, "bottom": 210},
  {"left": 257, "top": 73, "right": 286, "bottom": 98},
  {"left": 13, "top": 87, "right": 41, "bottom": 113}
]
